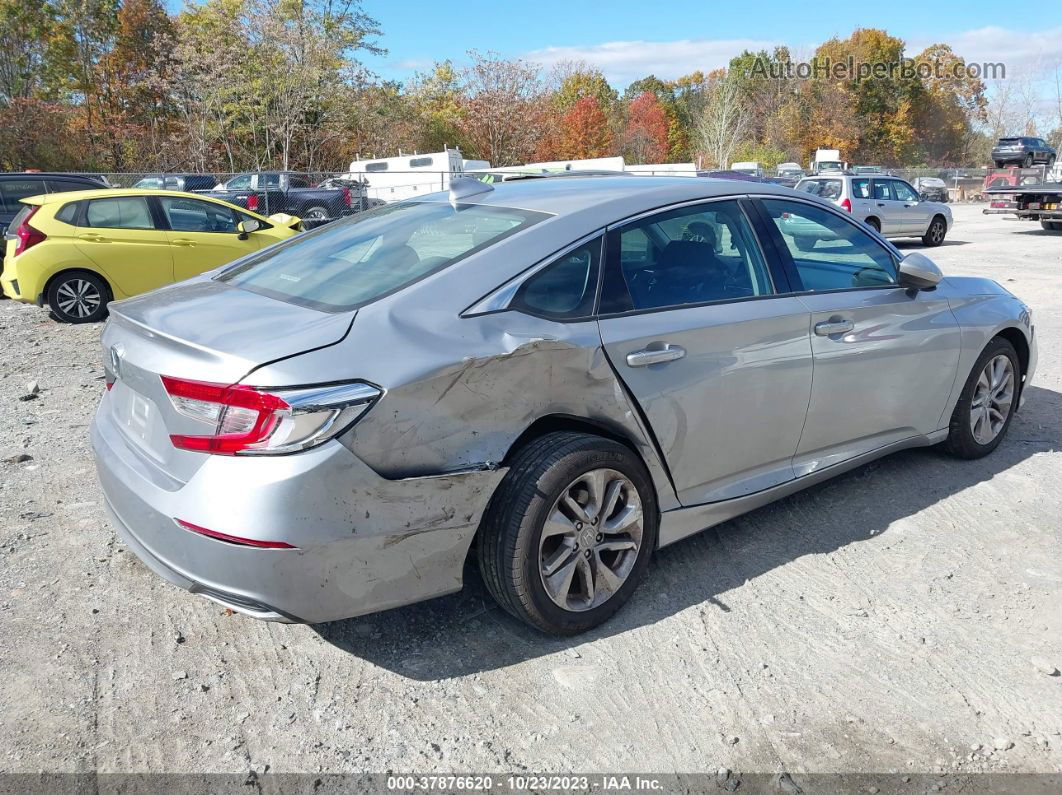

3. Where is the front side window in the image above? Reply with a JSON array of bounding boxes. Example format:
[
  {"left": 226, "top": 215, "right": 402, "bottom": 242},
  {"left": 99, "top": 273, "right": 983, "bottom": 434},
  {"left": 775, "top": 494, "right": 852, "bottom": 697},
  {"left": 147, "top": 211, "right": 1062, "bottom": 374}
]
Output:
[
  {"left": 132, "top": 177, "right": 163, "bottom": 190},
  {"left": 160, "top": 197, "right": 239, "bottom": 233},
  {"left": 218, "top": 201, "right": 549, "bottom": 312},
  {"left": 225, "top": 174, "right": 252, "bottom": 190},
  {"left": 892, "top": 181, "right": 918, "bottom": 202},
  {"left": 261, "top": 174, "right": 281, "bottom": 189},
  {"left": 763, "top": 199, "right": 898, "bottom": 291},
  {"left": 84, "top": 197, "right": 154, "bottom": 230},
  {"left": 512, "top": 237, "right": 601, "bottom": 320},
  {"left": 606, "top": 199, "right": 773, "bottom": 312}
]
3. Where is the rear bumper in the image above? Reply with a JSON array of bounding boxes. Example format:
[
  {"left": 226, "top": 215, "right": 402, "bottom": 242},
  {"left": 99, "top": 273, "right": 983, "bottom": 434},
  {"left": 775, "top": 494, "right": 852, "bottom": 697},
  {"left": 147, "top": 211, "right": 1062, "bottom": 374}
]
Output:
[{"left": 91, "top": 402, "right": 506, "bottom": 623}]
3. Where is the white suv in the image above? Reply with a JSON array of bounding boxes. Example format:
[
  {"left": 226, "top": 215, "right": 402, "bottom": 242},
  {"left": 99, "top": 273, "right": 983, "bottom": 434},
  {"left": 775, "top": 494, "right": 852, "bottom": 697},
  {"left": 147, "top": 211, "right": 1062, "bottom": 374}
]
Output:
[{"left": 795, "top": 174, "right": 953, "bottom": 247}]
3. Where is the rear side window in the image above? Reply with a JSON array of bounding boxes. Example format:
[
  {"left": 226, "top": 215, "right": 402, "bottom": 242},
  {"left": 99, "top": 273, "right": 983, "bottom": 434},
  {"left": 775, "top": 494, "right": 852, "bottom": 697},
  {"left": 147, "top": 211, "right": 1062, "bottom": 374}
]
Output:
[
  {"left": 218, "top": 201, "right": 549, "bottom": 312},
  {"left": 851, "top": 178, "right": 870, "bottom": 198},
  {"left": 798, "top": 179, "right": 842, "bottom": 200},
  {"left": 365, "top": 162, "right": 388, "bottom": 172},
  {"left": 604, "top": 199, "right": 773, "bottom": 313},
  {"left": 84, "top": 197, "right": 155, "bottom": 229},
  {"left": 0, "top": 179, "right": 47, "bottom": 213},
  {"left": 409, "top": 157, "right": 433, "bottom": 168},
  {"left": 763, "top": 199, "right": 897, "bottom": 291},
  {"left": 55, "top": 202, "right": 81, "bottom": 225},
  {"left": 47, "top": 178, "right": 97, "bottom": 193},
  {"left": 512, "top": 237, "right": 601, "bottom": 320}
]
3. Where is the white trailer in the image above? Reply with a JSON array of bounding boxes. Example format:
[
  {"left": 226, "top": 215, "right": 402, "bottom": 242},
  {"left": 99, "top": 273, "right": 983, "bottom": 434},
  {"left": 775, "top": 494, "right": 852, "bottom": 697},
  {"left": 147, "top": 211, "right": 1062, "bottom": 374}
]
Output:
[
  {"left": 625, "top": 162, "right": 697, "bottom": 176},
  {"left": 810, "top": 148, "right": 846, "bottom": 174},
  {"left": 346, "top": 148, "right": 467, "bottom": 203}
]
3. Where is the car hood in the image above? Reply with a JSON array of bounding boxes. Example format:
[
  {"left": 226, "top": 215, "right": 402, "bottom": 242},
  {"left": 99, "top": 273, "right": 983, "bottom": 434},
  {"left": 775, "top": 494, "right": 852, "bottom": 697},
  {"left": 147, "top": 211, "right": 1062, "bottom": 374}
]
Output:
[{"left": 107, "top": 278, "right": 354, "bottom": 383}]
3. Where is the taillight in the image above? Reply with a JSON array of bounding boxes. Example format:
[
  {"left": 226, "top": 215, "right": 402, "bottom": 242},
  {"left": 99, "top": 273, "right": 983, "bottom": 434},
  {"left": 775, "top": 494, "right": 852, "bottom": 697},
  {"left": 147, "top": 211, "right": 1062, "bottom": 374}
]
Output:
[
  {"left": 246, "top": 194, "right": 259, "bottom": 212},
  {"left": 161, "top": 376, "right": 380, "bottom": 455},
  {"left": 174, "top": 519, "right": 296, "bottom": 549},
  {"left": 840, "top": 198, "right": 853, "bottom": 212},
  {"left": 342, "top": 187, "right": 352, "bottom": 207},
  {"left": 14, "top": 206, "right": 46, "bottom": 256}
]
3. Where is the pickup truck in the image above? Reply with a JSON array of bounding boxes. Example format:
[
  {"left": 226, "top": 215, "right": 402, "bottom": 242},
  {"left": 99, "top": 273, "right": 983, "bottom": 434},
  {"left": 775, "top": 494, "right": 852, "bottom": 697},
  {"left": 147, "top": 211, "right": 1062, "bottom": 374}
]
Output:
[
  {"left": 198, "top": 172, "right": 354, "bottom": 227},
  {"left": 984, "top": 182, "right": 1062, "bottom": 231}
]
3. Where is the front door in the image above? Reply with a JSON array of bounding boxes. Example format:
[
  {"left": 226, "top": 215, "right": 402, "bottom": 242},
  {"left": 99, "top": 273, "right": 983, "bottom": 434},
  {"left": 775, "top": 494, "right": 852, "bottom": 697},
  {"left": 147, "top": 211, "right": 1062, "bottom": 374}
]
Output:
[
  {"left": 157, "top": 196, "right": 262, "bottom": 281},
  {"left": 757, "top": 197, "right": 962, "bottom": 475},
  {"left": 597, "top": 198, "right": 814, "bottom": 506},
  {"left": 890, "top": 179, "right": 932, "bottom": 234}
]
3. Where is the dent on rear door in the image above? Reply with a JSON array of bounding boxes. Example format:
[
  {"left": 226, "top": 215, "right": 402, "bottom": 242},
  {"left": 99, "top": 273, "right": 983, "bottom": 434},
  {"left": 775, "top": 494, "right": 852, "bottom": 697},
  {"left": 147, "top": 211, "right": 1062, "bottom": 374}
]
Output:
[{"left": 598, "top": 299, "right": 814, "bottom": 506}]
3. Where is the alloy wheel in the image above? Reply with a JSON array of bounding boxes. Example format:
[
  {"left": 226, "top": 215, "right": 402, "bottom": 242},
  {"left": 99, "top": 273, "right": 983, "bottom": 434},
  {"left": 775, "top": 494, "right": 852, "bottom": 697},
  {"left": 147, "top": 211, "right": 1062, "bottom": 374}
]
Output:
[
  {"left": 970, "top": 354, "right": 1014, "bottom": 445},
  {"left": 930, "top": 220, "right": 945, "bottom": 244},
  {"left": 55, "top": 279, "right": 102, "bottom": 319},
  {"left": 538, "top": 468, "right": 643, "bottom": 612}
]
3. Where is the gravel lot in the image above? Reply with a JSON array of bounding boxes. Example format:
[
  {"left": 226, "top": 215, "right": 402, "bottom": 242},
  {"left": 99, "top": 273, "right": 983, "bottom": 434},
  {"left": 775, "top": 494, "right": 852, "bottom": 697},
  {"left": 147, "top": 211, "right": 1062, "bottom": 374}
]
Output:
[{"left": 1, "top": 204, "right": 1060, "bottom": 783}]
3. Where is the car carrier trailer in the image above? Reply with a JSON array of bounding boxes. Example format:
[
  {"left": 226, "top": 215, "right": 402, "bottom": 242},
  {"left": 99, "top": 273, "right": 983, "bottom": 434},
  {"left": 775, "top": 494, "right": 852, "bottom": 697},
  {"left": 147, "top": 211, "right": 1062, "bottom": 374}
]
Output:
[{"left": 985, "top": 183, "right": 1062, "bottom": 231}]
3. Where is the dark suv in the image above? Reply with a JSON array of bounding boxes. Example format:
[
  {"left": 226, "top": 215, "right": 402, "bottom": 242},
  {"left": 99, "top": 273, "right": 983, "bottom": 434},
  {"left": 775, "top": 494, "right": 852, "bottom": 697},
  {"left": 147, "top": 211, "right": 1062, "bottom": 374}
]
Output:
[
  {"left": 1, "top": 172, "right": 109, "bottom": 274},
  {"left": 992, "top": 137, "right": 1056, "bottom": 168}
]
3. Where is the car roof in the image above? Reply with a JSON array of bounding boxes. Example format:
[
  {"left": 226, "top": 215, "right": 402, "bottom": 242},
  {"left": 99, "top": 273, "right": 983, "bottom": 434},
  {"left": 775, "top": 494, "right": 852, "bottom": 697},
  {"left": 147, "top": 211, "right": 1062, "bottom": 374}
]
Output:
[
  {"left": 418, "top": 175, "right": 800, "bottom": 216},
  {"left": 0, "top": 172, "right": 104, "bottom": 181},
  {"left": 25, "top": 188, "right": 224, "bottom": 204}
]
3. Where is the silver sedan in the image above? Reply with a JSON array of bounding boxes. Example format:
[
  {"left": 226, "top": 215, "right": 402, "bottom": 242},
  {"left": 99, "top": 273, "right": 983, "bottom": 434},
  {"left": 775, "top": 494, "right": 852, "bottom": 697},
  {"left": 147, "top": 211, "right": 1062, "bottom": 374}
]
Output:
[{"left": 91, "top": 176, "right": 1036, "bottom": 635}]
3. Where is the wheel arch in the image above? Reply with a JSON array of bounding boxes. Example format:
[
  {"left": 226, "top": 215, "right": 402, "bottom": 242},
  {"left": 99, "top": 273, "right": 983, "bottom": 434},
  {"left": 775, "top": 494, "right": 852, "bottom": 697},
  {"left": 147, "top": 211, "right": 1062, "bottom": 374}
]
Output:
[
  {"left": 994, "top": 326, "right": 1030, "bottom": 382},
  {"left": 42, "top": 267, "right": 114, "bottom": 306}
]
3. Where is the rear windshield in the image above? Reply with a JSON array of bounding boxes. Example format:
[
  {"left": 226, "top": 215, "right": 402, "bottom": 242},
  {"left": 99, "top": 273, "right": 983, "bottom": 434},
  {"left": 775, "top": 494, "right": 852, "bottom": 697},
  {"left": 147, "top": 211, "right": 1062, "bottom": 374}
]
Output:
[
  {"left": 217, "top": 201, "right": 549, "bottom": 312},
  {"left": 797, "top": 179, "right": 843, "bottom": 200}
]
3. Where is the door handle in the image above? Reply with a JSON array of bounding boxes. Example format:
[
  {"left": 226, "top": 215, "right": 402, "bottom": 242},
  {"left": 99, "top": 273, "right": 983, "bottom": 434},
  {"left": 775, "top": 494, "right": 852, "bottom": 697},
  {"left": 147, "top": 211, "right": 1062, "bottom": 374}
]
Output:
[
  {"left": 171, "top": 238, "right": 195, "bottom": 247},
  {"left": 814, "top": 320, "right": 854, "bottom": 336},
  {"left": 77, "top": 233, "right": 103, "bottom": 241},
  {"left": 876, "top": 202, "right": 885, "bottom": 207},
  {"left": 626, "top": 343, "right": 686, "bottom": 367}
]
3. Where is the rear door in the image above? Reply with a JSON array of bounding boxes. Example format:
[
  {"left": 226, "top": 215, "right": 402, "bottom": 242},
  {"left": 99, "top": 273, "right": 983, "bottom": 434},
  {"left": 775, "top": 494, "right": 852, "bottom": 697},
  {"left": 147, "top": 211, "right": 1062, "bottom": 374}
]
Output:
[
  {"left": 756, "top": 197, "right": 961, "bottom": 474},
  {"left": 156, "top": 195, "right": 263, "bottom": 280},
  {"left": 597, "top": 198, "right": 814, "bottom": 506},
  {"left": 868, "top": 178, "right": 905, "bottom": 234},
  {"left": 75, "top": 195, "right": 173, "bottom": 296}
]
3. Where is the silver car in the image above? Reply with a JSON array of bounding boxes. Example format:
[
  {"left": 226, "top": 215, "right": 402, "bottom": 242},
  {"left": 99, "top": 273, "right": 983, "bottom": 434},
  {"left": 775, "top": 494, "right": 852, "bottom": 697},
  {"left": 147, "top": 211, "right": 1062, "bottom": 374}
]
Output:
[
  {"left": 91, "top": 176, "right": 1036, "bottom": 635},
  {"left": 796, "top": 174, "right": 953, "bottom": 246}
]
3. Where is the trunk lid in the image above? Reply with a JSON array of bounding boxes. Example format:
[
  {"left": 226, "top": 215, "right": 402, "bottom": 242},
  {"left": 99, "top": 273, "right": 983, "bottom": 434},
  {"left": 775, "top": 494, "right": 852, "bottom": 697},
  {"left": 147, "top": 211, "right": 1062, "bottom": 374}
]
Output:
[{"left": 100, "top": 278, "right": 353, "bottom": 483}]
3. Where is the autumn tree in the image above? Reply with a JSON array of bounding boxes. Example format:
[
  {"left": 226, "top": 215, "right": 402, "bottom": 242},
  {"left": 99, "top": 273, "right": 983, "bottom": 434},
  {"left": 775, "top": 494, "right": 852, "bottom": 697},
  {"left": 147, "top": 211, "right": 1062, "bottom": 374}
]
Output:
[
  {"left": 694, "top": 70, "right": 751, "bottom": 168},
  {"left": 456, "top": 50, "right": 547, "bottom": 166},
  {"left": 553, "top": 96, "right": 612, "bottom": 159}
]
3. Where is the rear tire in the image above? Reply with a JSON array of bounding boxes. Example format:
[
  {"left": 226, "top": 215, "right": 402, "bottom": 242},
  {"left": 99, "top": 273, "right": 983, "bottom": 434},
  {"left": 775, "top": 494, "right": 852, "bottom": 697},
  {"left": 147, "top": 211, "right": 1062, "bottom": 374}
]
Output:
[
  {"left": 478, "top": 432, "right": 658, "bottom": 635},
  {"left": 922, "top": 216, "right": 947, "bottom": 247},
  {"left": 993, "top": 160, "right": 1004, "bottom": 168},
  {"left": 865, "top": 217, "right": 881, "bottom": 234},
  {"left": 47, "top": 271, "right": 110, "bottom": 324},
  {"left": 942, "top": 337, "right": 1020, "bottom": 459},
  {"left": 303, "top": 206, "right": 329, "bottom": 221},
  {"left": 794, "top": 236, "right": 817, "bottom": 251},
  {"left": 1023, "top": 154, "right": 1034, "bottom": 168},
  {"left": 1041, "top": 220, "right": 1062, "bottom": 231}
]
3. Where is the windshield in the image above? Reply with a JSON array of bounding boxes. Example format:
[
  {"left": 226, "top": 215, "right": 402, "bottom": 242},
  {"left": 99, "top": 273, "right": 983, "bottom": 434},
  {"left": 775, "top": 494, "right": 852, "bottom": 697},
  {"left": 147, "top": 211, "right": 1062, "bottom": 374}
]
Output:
[{"left": 217, "top": 201, "right": 550, "bottom": 312}]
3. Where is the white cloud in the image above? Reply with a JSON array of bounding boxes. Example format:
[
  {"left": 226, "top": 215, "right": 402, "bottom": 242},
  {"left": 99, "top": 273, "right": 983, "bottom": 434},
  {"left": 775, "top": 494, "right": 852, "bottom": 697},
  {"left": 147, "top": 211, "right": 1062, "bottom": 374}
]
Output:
[
  {"left": 524, "top": 27, "right": 1062, "bottom": 89},
  {"left": 524, "top": 38, "right": 780, "bottom": 87},
  {"left": 906, "top": 26, "right": 1062, "bottom": 77}
]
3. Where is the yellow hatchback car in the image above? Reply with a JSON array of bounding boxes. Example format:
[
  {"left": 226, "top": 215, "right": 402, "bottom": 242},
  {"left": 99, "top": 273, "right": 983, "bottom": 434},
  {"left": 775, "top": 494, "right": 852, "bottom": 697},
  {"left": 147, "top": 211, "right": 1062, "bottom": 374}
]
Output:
[{"left": 1, "top": 189, "right": 302, "bottom": 322}]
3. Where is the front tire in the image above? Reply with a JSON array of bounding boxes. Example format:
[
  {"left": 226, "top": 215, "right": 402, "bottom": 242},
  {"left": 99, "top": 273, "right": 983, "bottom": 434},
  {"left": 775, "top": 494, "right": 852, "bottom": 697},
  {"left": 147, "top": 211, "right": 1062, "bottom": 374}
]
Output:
[
  {"left": 1023, "top": 154, "right": 1034, "bottom": 168},
  {"left": 47, "top": 271, "right": 109, "bottom": 323},
  {"left": 942, "top": 338, "right": 1020, "bottom": 459},
  {"left": 794, "top": 236, "right": 817, "bottom": 251},
  {"left": 478, "top": 432, "right": 658, "bottom": 635},
  {"left": 1041, "top": 220, "right": 1062, "bottom": 231},
  {"left": 922, "top": 216, "right": 947, "bottom": 247}
]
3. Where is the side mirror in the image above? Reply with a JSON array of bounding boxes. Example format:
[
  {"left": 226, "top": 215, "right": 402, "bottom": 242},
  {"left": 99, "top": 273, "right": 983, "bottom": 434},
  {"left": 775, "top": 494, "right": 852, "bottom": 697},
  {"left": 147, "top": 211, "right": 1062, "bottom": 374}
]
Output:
[
  {"left": 237, "top": 218, "right": 260, "bottom": 240},
  {"left": 898, "top": 252, "right": 943, "bottom": 290}
]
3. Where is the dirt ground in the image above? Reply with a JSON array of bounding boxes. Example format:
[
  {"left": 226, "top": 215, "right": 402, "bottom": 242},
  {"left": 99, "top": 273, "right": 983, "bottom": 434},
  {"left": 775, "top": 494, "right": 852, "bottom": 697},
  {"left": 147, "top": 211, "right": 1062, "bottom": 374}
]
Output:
[{"left": 1, "top": 204, "right": 1060, "bottom": 783}]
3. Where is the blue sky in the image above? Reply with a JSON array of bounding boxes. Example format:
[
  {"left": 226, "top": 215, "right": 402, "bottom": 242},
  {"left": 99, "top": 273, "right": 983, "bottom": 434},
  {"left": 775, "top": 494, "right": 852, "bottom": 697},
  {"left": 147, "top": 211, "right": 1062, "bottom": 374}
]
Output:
[{"left": 359, "top": 0, "right": 1062, "bottom": 87}]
